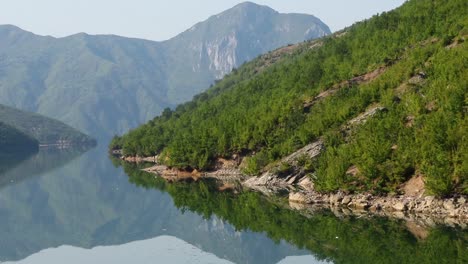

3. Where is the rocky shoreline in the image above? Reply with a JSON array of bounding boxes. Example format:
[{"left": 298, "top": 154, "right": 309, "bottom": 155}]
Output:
[
  {"left": 132, "top": 161, "right": 468, "bottom": 226},
  {"left": 288, "top": 201, "right": 467, "bottom": 231},
  {"left": 289, "top": 190, "right": 467, "bottom": 222},
  {"left": 115, "top": 147, "right": 468, "bottom": 226},
  {"left": 141, "top": 163, "right": 246, "bottom": 183}
]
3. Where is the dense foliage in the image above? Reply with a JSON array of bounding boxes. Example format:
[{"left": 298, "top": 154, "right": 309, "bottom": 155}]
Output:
[
  {"left": 0, "top": 104, "right": 95, "bottom": 145},
  {"left": 112, "top": 0, "right": 467, "bottom": 196},
  {"left": 122, "top": 165, "right": 468, "bottom": 264}
]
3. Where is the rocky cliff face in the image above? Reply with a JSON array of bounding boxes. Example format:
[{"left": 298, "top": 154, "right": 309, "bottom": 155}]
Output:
[{"left": 167, "top": 2, "right": 330, "bottom": 80}]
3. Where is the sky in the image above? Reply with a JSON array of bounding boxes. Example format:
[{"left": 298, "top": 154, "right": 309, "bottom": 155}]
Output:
[{"left": 0, "top": 0, "right": 407, "bottom": 41}]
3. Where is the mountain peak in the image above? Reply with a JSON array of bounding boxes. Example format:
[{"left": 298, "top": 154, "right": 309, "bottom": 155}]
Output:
[
  {"left": 0, "top": 4, "right": 331, "bottom": 139},
  {"left": 222, "top": 1, "right": 277, "bottom": 17},
  {"left": 232, "top": 1, "right": 273, "bottom": 10},
  {"left": 0, "top": 24, "right": 27, "bottom": 35}
]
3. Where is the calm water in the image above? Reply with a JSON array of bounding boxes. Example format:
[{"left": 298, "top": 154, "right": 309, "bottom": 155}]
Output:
[{"left": 0, "top": 147, "right": 466, "bottom": 264}]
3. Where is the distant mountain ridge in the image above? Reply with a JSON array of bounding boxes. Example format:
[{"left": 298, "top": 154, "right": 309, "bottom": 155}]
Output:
[
  {"left": 0, "top": 2, "right": 330, "bottom": 139},
  {"left": 0, "top": 104, "right": 95, "bottom": 146}
]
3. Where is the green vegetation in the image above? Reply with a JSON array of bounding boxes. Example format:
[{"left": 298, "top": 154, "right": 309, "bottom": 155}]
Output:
[
  {"left": 0, "top": 121, "right": 38, "bottom": 153},
  {"left": 0, "top": 3, "right": 329, "bottom": 140},
  {"left": 122, "top": 165, "right": 468, "bottom": 264},
  {"left": 112, "top": 0, "right": 467, "bottom": 196},
  {"left": 0, "top": 104, "right": 96, "bottom": 145}
]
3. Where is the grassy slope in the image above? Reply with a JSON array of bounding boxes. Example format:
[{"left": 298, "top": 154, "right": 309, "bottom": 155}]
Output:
[{"left": 113, "top": 0, "right": 467, "bottom": 196}]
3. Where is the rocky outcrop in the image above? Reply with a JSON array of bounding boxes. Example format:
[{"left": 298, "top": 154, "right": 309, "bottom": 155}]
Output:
[
  {"left": 122, "top": 155, "right": 159, "bottom": 163},
  {"left": 288, "top": 190, "right": 468, "bottom": 222},
  {"left": 303, "top": 66, "right": 387, "bottom": 110},
  {"left": 243, "top": 140, "right": 324, "bottom": 190},
  {"left": 282, "top": 140, "right": 324, "bottom": 165},
  {"left": 243, "top": 104, "right": 387, "bottom": 191},
  {"left": 142, "top": 162, "right": 244, "bottom": 183},
  {"left": 346, "top": 106, "right": 386, "bottom": 127},
  {"left": 290, "top": 200, "right": 467, "bottom": 229}
]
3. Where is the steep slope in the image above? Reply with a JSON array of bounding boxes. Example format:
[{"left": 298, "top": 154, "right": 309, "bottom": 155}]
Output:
[
  {"left": 162, "top": 2, "right": 329, "bottom": 101},
  {"left": 113, "top": 0, "right": 467, "bottom": 196},
  {"left": 0, "top": 104, "right": 95, "bottom": 145},
  {"left": 0, "top": 3, "right": 330, "bottom": 139},
  {"left": 0, "top": 121, "right": 38, "bottom": 153}
]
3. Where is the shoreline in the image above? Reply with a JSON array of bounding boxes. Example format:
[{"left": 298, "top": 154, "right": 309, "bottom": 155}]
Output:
[
  {"left": 119, "top": 158, "right": 468, "bottom": 226},
  {"left": 288, "top": 190, "right": 468, "bottom": 224}
]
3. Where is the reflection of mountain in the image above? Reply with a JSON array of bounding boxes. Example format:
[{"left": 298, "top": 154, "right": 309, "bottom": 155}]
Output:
[
  {"left": 0, "top": 121, "right": 38, "bottom": 156},
  {"left": 0, "top": 104, "right": 96, "bottom": 145},
  {"left": 0, "top": 147, "right": 91, "bottom": 189},
  {"left": 1, "top": 148, "right": 465, "bottom": 264},
  {"left": 4, "top": 236, "right": 233, "bottom": 264},
  {"left": 0, "top": 150, "right": 36, "bottom": 176},
  {"left": 121, "top": 164, "right": 468, "bottom": 264},
  {"left": 0, "top": 148, "right": 310, "bottom": 264}
]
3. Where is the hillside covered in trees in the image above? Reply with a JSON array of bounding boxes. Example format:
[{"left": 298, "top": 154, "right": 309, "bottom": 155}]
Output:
[
  {"left": 0, "top": 104, "right": 96, "bottom": 146},
  {"left": 111, "top": 0, "right": 467, "bottom": 196}
]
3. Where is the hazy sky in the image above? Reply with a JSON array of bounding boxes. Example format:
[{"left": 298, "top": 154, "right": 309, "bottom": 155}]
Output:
[{"left": 0, "top": 0, "right": 406, "bottom": 41}]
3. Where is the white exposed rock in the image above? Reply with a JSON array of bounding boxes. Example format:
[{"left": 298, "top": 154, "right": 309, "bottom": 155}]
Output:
[
  {"left": 443, "top": 200, "right": 456, "bottom": 211},
  {"left": 298, "top": 177, "right": 314, "bottom": 191},
  {"left": 205, "top": 32, "right": 238, "bottom": 79},
  {"left": 289, "top": 192, "right": 307, "bottom": 204},
  {"left": 282, "top": 140, "right": 324, "bottom": 165},
  {"left": 243, "top": 173, "right": 270, "bottom": 187},
  {"left": 348, "top": 106, "right": 386, "bottom": 126},
  {"left": 341, "top": 196, "right": 352, "bottom": 205},
  {"left": 393, "top": 202, "right": 407, "bottom": 211},
  {"left": 457, "top": 196, "right": 466, "bottom": 205}
]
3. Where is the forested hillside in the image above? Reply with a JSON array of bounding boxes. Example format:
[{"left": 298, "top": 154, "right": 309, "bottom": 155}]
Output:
[
  {"left": 0, "top": 104, "right": 95, "bottom": 145},
  {"left": 0, "top": 3, "right": 329, "bottom": 139},
  {"left": 112, "top": 0, "right": 467, "bottom": 196}
]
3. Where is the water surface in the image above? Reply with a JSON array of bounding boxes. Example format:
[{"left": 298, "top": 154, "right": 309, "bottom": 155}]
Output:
[{"left": 0, "top": 147, "right": 466, "bottom": 264}]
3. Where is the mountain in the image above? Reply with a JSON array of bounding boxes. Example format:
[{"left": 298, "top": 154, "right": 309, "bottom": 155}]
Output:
[
  {"left": 0, "top": 121, "right": 38, "bottom": 154},
  {"left": 0, "top": 104, "right": 95, "bottom": 146},
  {"left": 112, "top": 0, "right": 467, "bottom": 196},
  {"left": 0, "top": 3, "right": 330, "bottom": 140}
]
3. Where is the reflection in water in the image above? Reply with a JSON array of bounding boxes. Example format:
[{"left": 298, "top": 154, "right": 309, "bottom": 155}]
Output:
[
  {"left": 0, "top": 147, "right": 465, "bottom": 264},
  {"left": 120, "top": 162, "right": 468, "bottom": 264},
  {"left": 0, "top": 150, "right": 37, "bottom": 176},
  {"left": 3, "top": 236, "right": 233, "bottom": 264},
  {"left": 0, "top": 148, "right": 312, "bottom": 264},
  {"left": 0, "top": 147, "right": 88, "bottom": 188}
]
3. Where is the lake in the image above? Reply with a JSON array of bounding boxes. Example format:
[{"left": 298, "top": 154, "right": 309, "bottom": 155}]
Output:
[{"left": 0, "top": 147, "right": 466, "bottom": 264}]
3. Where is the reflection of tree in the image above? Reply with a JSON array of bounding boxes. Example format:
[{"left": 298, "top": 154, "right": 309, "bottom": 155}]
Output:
[
  {"left": 0, "top": 147, "right": 92, "bottom": 189},
  {"left": 0, "top": 150, "right": 305, "bottom": 264},
  {"left": 0, "top": 150, "right": 37, "bottom": 175},
  {"left": 122, "top": 163, "right": 468, "bottom": 264}
]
